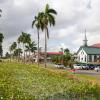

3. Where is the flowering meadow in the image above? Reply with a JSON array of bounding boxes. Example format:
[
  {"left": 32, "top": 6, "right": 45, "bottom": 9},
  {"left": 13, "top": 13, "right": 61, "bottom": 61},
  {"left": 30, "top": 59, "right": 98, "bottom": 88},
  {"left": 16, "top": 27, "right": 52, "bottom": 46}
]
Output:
[{"left": 0, "top": 62, "right": 100, "bottom": 100}]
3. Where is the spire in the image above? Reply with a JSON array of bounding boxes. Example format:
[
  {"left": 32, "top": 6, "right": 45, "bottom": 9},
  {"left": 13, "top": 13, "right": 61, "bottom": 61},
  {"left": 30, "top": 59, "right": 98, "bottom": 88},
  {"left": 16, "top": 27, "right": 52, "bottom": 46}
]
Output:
[{"left": 83, "top": 29, "right": 88, "bottom": 46}]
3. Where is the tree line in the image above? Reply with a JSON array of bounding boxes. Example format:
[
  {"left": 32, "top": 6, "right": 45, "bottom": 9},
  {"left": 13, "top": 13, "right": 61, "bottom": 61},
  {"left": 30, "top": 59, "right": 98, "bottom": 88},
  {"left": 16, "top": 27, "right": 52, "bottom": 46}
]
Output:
[
  {"left": 8, "top": 32, "right": 37, "bottom": 63},
  {"left": 51, "top": 48, "right": 73, "bottom": 67},
  {"left": 0, "top": 9, "right": 4, "bottom": 58},
  {"left": 32, "top": 4, "right": 57, "bottom": 67},
  {"left": 0, "top": 4, "right": 73, "bottom": 67}
]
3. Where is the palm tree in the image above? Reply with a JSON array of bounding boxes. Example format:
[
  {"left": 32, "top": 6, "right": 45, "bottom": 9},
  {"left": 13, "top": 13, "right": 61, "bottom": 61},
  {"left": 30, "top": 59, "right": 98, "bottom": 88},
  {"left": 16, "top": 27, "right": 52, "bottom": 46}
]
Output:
[
  {"left": 17, "top": 39, "right": 20, "bottom": 62},
  {"left": 32, "top": 12, "right": 43, "bottom": 66},
  {"left": 41, "top": 4, "right": 57, "bottom": 67},
  {"left": 18, "top": 32, "right": 31, "bottom": 63},
  {"left": 13, "top": 48, "right": 23, "bottom": 60},
  {"left": 0, "top": 33, "right": 4, "bottom": 58},
  {"left": 25, "top": 41, "right": 37, "bottom": 62},
  {"left": 9, "top": 42, "right": 17, "bottom": 61},
  {"left": 0, "top": 9, "right": 2, "bottom": 17}
]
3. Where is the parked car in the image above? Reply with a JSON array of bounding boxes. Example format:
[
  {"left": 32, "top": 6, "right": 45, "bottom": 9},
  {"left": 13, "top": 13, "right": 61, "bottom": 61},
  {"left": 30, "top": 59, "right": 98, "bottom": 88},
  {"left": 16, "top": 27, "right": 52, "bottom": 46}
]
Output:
[
  {"left": 94, "top": 66, "right": 100, "bottom": 72},
  {"left": 54, "top": 64, "right": 65, "bottom": 69},
  {"left": 73, "top": 64, "right": 82, "bottom": 70},
  {"left": 87, "top": 64, "right": 95, "bottom": 70},
  {"left": 81, "top": 64, "right": 89, "bottom": 70}
]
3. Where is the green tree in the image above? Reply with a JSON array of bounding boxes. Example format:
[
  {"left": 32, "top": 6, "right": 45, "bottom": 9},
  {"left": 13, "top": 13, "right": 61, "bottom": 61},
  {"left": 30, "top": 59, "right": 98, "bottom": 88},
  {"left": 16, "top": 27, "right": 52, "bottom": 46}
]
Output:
[
  {"left": 13, "top": 48, "right": 22, "bottom": 59},
  {"left": 0, "top": 33, "right": 4, "bottom": 58},
  {"left": 9, "top": 42, "right": 17, "bottom": 61},
  {"left": 18, "top": 32, "right": 31, "bottom": 63},
  {"left": 63, "top": 48, "right": 72, "bottom": 66},
  {"left": 5, "top": 52, "right": 10, "bottom": 59},
  {"left": 25, "top": 41, "right": 37, "bottom": 55},
  {"left": 25, "top": 41, "right": 37, "bottom": 62},
  {"left": 0, "top": 9, "right": 2, "bottom": 17},
  {"left": 32, "top": 12, "right": 43, "bottom": 66},
  {"left": 41, "top": 4, "right": 57, "bottom": 67},
  {"left": 17, "top": 38, "right": 21, "bottom": 62}
]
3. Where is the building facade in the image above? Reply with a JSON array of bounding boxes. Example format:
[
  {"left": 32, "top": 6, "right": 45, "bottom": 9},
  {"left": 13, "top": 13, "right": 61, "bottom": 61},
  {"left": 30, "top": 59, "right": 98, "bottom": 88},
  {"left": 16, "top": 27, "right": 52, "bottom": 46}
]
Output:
[
  {"left": 77, "top": 31, "right": 100, "bottom": 63},
  {"left": 77, "top": 46, "right": 100, "bottom": 63}
]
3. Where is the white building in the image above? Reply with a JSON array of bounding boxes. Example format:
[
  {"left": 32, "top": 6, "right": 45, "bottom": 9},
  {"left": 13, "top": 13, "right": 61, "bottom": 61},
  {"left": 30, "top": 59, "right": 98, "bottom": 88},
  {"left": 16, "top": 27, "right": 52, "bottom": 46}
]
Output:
[{"left": 77, "top": 31, "right": 100, "bottom": 63}]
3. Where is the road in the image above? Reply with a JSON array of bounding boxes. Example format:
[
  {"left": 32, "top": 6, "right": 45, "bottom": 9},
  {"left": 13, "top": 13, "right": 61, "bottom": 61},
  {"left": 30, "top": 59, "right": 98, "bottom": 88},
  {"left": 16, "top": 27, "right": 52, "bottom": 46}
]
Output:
[{"left": 75, "top": 70, "right": 100, "bottom": 78}]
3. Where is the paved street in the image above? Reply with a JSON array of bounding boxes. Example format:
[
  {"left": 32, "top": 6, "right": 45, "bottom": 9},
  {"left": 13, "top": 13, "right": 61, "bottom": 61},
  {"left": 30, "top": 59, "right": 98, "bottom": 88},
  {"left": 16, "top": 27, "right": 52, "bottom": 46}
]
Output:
[{"left": 75, "top": 70, "right": 100, "bottom": 78}]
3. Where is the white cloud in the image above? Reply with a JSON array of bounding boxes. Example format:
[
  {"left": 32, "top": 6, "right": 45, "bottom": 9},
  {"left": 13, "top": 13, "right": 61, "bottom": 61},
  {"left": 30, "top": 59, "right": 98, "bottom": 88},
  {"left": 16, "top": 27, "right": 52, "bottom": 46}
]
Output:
[{"left": 0, "top": 0, "right": 100, "bottom": 55}]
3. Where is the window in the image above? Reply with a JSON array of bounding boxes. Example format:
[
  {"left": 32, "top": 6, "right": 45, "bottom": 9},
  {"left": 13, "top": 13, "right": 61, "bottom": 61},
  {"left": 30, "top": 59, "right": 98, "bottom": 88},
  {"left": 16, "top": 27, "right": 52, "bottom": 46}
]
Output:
[
  {"left": 81, "top": 58, "right": 83, "bottom": 60},
  {"left": 89, "top": 55, "right": 92, "bottom": 62},
  {"left": 81, "top": 51, "right": 84, "bottom": 55},
  {"left": 94, "top": 55, "right": 97, "bottom": 62},
  {"left": 85, "top": 56, "right": 86, "bottom": 62}
]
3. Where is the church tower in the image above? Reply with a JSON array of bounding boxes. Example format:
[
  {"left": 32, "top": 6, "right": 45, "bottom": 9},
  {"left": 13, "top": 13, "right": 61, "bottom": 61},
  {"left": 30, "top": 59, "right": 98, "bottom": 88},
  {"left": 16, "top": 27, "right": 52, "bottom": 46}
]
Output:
[{"left": 83, "top": 29, "right": 88, "bottom": 46}]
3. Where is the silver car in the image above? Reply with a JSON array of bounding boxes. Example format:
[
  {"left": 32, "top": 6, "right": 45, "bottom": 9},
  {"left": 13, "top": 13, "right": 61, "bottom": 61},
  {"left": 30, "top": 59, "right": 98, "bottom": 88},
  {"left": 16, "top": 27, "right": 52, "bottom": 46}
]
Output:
[
  {"left": 94, "top": 66, "right": 100, "bottom": 72},
  {"left": 55, "top": 64, "right": 65, "bottom": 69}
]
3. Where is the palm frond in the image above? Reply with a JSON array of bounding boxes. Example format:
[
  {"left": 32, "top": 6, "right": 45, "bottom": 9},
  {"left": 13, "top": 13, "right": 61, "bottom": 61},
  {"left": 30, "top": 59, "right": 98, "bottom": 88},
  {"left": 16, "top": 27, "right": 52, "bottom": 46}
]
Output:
[
  {"left": 45, "top": 4, "right": 49, "bottom": 13},
  {"left": 48, "top": 14, "right": 55, "bottom": 26},
  {"left": 32, "top": 20, "right": 36, "bottom": 28},
  {"left": 48, "top": 9, "right": 57, "bottom": 15},
  {"left": 0, "top": 9, "right": 2, "bottom": 12}
]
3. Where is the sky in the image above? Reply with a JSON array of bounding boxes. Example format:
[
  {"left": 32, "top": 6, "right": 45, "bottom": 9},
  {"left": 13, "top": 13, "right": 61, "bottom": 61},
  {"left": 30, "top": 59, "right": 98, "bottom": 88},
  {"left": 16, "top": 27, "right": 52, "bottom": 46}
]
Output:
[{"left": 0, "top": 0, "right": 100, "bottom": 55}]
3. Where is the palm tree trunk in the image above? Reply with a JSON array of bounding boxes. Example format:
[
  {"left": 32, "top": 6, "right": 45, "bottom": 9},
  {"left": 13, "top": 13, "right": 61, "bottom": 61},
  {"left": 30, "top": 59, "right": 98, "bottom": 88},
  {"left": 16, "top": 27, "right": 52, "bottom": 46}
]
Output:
[
  {"left": 44, "top": 28, "right": 47, "bottom": 68},
  {"left": 26, "top": 51, "right": 27, "bottom": 63},
  {"left": 37, "top": 29, "right": 39, "bottom": 67},
  {"left": 10, "top": 50, "right": 11, "bottom": 62},
  {"left": 18, "top": 43, "right": 20, "bottom": 62},
  {"left": 29, "top": 50, "right": 31, "bottom": 62},
  {"left": 23, "top": 43, "right": 25, "bottom": 63}
]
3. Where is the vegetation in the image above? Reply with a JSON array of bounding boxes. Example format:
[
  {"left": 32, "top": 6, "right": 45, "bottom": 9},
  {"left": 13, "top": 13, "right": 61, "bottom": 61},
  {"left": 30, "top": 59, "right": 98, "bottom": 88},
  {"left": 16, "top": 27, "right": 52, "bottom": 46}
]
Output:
[
  {"left": 0, "top": 4, "right": 100, "bottom": 100},
  {"left": 51, "top": 48, "right": 72, "bottom": 67},
  {"left": 8, "top": 32, "right": 37, "bottom": 63},
  {"left": 32, "top": 4, "right": 57, "bottom": 67},
  {"left": 17, "top": 32, "right": 31, "bottom": 62},
  {"left": 41, "top": 4, "right": 57, "bottom": 68},
  {"left": 0, "top": 62, "right": 99, "bottom": 99},
  {"left": 0, "top": 9, "right": 2, "bottom": 17},
  {"left": 32, "top": 12, "right": 43, "bottom": 67},
  {"left": 0, "top": 33, "right": 4, "bottom": 58}
]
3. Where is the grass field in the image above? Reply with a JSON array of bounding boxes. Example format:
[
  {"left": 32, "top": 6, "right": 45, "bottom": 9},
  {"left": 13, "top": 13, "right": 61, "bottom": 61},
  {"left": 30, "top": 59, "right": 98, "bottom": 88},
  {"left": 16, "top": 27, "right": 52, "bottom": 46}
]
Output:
[{"left": 0, "top": 62, "right": 100, "bottom": 100}]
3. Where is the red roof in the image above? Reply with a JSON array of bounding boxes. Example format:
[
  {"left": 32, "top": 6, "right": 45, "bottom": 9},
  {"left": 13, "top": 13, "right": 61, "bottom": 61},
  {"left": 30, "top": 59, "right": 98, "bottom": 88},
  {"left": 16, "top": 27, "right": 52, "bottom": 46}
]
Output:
[
  {"left": 47, "top": 52, "right": 63, "bottom": 55},
  {"left": 91, "top": 43, "right": 100, "bottom": 47}
]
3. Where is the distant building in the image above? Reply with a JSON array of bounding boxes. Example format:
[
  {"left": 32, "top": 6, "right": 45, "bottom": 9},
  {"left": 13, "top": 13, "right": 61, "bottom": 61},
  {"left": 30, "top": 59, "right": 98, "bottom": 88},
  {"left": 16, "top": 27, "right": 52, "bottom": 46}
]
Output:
[
  {"left": 32, "top": 52, "right": 63, "bottom": 62},
  {"left": 77, "top": 30, "right": 100, "bottom": 63},
  {"left": 91, "top": 43, "right": 100, "bottom": 47}
]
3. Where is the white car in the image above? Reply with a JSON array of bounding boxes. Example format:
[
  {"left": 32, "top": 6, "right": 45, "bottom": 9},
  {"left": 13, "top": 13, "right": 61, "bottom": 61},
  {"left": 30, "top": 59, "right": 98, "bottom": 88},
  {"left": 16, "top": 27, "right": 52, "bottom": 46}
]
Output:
[
  {"left": 81, "top": 64, "right": 89, "bottom": 70},
  {"left": 94, "top": 66, "right": 100, "bottom": 72},
  {"left": 55, "top": 64, "right": 65, "bottom": 69},
  {"left": 73, "top": 64, "right": 82, "bottom": 70}
]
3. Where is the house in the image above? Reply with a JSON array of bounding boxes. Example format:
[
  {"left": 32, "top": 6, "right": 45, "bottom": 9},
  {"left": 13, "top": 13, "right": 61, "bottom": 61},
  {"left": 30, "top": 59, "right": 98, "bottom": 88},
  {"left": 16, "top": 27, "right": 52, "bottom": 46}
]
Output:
[{"left": 77, "top": 31, "right": 100, "bottom": 63}]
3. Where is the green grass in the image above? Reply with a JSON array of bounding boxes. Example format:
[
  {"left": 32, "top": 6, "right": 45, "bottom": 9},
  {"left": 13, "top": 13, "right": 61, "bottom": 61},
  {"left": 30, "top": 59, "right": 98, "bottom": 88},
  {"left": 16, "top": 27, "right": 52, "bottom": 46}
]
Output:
[{"left": 0, "top": 62, "right": 100, "bottom": 100}]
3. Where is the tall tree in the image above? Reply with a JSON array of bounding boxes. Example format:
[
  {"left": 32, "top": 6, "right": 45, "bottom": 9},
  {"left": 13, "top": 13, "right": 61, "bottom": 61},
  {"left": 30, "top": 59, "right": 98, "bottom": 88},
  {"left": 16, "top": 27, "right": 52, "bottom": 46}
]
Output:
[
  {"left": 0, "top": 9, "right": 2, "bottom": 17},
  {"left": 41, "top": 4, "right": 57, "bottom": 67},
  {"left": 17, "top": 38, "right": 20, "bottom": 62},
  {"left": 32, "top": 12, "right": 43, "bottom": 66},
  {"left": 0, "top": 33, "right": 4, "bottom": 58},
  {"left": 9, "top": 42, "right": 17, "bottom": 61},
  {"left": 25, "top": 41, "right": 37, "bottom": 62},
  {"left": 5, "top": 52, "right": 10, "bottom": 59},
  {"left": 13, "top": 48, "right": 22, "bottom": 59},
  {"left": 18, "top": 32, "right": 31, "bottom": 63},
  {"left": 63, "top": 48, "right": 71, "bottom": 66}
]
